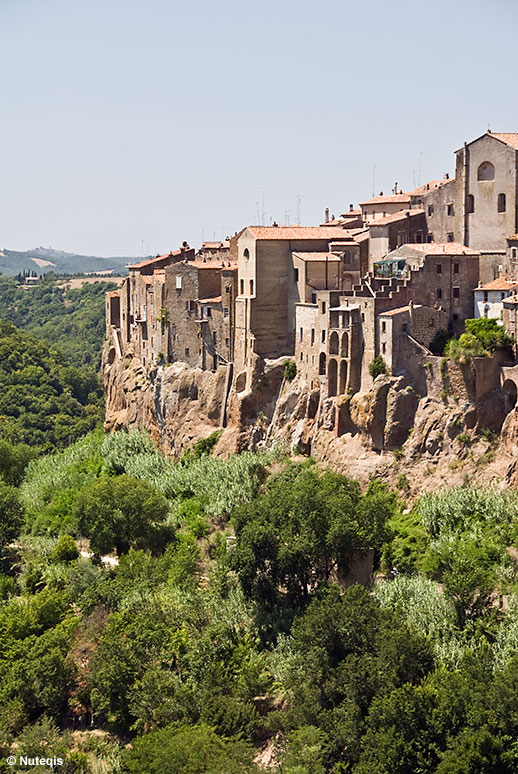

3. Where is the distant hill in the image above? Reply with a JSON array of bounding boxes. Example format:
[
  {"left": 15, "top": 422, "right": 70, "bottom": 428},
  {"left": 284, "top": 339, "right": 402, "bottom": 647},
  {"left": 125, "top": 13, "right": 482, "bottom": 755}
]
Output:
[{"left": 0, "top": 246, "right": 150, "bottom": 276}]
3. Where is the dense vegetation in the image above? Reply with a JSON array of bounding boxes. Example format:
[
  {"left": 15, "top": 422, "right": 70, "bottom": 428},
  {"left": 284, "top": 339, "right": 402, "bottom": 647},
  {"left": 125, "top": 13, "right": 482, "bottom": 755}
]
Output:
[
  {"left": 0, "top": 275, "right": 115, "bottom": 367},
  {"left": 2, "top": 428, "right": 518, "bottom": 773},
  {"left": 0, "top": 321, "right": 103, "bottom": 454}
]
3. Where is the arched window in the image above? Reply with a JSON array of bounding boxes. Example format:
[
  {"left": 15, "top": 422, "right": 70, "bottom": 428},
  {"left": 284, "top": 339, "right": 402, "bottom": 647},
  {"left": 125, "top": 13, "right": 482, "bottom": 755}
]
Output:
[
  {"left": 243, "top": 248, "right": 250, "bottom": 260},
  {"left": 477, "top": 161, "right": 495, "bottom": 181},
  {"left": 341, "top": 332, "right": 349, "bottom": 357},
  {"left": 319, "top": 352, "right": 326, "bottom": 376},
  {"left": 329, "top": 331, "right": 339, "bottom": 355},
  {"left": 339, "top": 360, "right": 347, "bottom": 394},
  {"left": 467, "top": 194, "right": 475, "bottom": 213},
  {"left": 498, "top": 193, "right": 506, "bottom": 213}
]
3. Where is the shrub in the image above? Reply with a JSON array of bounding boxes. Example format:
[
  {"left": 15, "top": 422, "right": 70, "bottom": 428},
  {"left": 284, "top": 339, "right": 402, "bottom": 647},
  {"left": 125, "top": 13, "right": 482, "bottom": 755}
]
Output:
[
  {"left": 369, "top": 356, "right": 387, "bottom": 379},
  {"left": 457, "top": 433, "right": 472, "bottom": 446},
  {"left": 50, "top": 534, "right": 79, "bottom": 563},
  {"left": 283, "top": 360, "right": 297, "bottom": 380}
]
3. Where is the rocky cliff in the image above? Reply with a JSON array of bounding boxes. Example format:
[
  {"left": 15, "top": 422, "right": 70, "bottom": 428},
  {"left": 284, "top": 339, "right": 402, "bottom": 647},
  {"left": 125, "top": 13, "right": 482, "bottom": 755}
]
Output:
[{"left": 103, "top": 341, "right": 518, "bottom": 497}]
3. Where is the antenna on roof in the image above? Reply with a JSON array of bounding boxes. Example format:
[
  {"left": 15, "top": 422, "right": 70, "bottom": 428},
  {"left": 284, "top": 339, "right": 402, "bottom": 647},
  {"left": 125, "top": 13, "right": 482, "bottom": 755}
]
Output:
[
  {"left": 296, "top": 194, "right": 305, "bottom": 225},
  {"left": 261, "top": 191, "right": 265, "bottom": 226},
  {"left": 418, "top": 152, "right": 423, "bottom": 187},
  {"left": 372, "top": 164, "right": 376, "bottom": 198}
]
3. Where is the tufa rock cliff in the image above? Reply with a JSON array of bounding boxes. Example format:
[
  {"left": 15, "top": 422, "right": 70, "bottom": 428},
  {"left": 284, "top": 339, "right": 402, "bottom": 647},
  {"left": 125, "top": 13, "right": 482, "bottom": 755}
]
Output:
[{"left": 103, "top": 341, "right": 518, "bottom": 498}]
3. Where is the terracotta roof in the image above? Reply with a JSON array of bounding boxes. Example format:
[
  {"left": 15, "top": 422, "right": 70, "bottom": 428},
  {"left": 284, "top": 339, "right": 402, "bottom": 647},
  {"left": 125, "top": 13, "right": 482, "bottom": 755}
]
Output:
[
  {"left": 407, "top": 179, "right": 452, "bottom": 196},
  {"left": 503, "top": 294, "right": 518, "bottom": 306},
  {"left": 292, "top": 252, "right": 341, "bottom": 262},
  {"left": 198, "top": 295, "right": 222, "bottom": 303},
  {"left": 245, "top": 226, "right": 346, "bottom": 240},
  {"left": 128, "top": 247, "right": 189, "bottom": 270},
  {"left": 379, "top": 304, "right": 423, "bottom": 317},
  {"left": 202, "top": 241, "right": 230, "bottom": 249},
  {"left": 369, "top": 209, "right": 424, "bottom": 227},
  {"left": 320, "top": 218, "right": 348, "bottom": 227},
  {"left": 491, "top": 133, "right": 518, "bottom": 150},
  {"left": 474, "top": 278, "right": 518, "bottom": 291},
  {"left": 172, "top": 260, "right": 237, "bottom": 270},
  {"left": 359, "top": 194, "right": 410, "bottom": 206},
  {"left": 342, "top": 209, "right": 362, "bottom": 217},
  {"left": 397, "top": 243, "right": 479, "bottom": 256},
  {"left": 107, "top": 290, "right": 120, "bottom": 297},
  {"left": 353, "top": 231, "right": 370, "bottom": 242},
  {"left": 508, "top": 234, "right": 518, "bottom": 241}
]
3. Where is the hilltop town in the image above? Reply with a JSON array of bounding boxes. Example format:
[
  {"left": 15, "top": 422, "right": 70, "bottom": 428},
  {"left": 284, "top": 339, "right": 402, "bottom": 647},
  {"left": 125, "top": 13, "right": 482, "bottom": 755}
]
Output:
[{"left": 103, "top": 130, "right": 518, "bottom": 487}]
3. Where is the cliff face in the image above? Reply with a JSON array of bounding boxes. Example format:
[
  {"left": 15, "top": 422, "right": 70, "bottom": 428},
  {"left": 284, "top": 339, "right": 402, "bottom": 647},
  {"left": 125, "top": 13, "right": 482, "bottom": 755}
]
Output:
[{"left": 103, "top": 342, "right": 518, "bottom": 496}]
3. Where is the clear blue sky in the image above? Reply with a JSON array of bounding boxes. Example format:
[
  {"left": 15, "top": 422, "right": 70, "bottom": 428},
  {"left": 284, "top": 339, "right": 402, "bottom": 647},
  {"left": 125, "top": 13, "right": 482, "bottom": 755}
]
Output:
[{"left": 1, "top": 0, "right": 517, "bottom": 257}]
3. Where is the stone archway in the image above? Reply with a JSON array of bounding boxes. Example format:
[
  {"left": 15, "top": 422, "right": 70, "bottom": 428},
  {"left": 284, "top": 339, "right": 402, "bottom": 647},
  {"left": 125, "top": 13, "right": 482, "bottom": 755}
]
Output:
[
  {"left": 339, "top": 359, "right": 347, "bottom": 394},
  {"left": 329, "top": 331, "right": 339, "bottom": 355},
  {"left": 328, "top": 358, "right": 338, "bottom": 397}
]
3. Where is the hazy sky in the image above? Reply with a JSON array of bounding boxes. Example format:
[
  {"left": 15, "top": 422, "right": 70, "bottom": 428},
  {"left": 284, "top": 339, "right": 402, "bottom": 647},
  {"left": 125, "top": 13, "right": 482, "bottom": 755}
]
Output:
[{"left": 1, "top": 0, "right": 517, "bottom": 256}]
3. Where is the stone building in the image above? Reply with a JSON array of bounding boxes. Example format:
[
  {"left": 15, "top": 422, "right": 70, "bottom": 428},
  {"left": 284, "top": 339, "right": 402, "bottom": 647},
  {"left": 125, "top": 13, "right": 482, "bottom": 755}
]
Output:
[
  {"left": 474, "top": 277, "right": 518, "bottom": 321},
  {"left": 233, "top": 225, "right": 360, "bottom": 375}
]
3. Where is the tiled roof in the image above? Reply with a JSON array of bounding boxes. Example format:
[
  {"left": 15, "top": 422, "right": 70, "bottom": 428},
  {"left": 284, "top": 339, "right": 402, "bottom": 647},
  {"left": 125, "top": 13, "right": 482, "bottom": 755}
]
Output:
[
  {"left": 379, "top": 304, "right": 422, "bottom": 317},
  {"left": 128, "top": 247, "right": 189, "bottom": 270},
  {"left": 353, "top": 231, "right": 370, "bottom": 242},
  {"left": 172, "top": 260, "right": 237, "bottom": 270},
  {"left": 198, "top": 295, "right": 222, "bottom": 303},
  {"left": 491, "top": 133, "right": 518, "bottom": 150},
  {"left": 320, "top": 219, "right": 348, "bottom": 226},
  {"left": 246, "top": 226, "right": 346, "bottom": 240},
  {"left": 359, "top": 194, "right": 410, "bottom": 206},
  {"left": 475, "top": 278, "right": 518, "bottom": 291},
  {"left": 407, "top": 179, "right": 451, "bottom": 196},
  {"left": 399, "top": 243, "right": 479, "bottom": 256},
  {"left": 369, "top": 209, "right": 424, "bottom": 227},
  {"left": 292, "top": 252, "right": 341, "bottom": 262},
  {"left": 508, "top": 234, "right": 518, "bottom": 241},
  {"left": 503, "top": 294, "right": 518, "bottom": 306},
  {"left": 202, "top": 241, "right": 230, "bottom": 249},
  {"left": 107, "top": 290, "right": 120, "bottom": 297}
]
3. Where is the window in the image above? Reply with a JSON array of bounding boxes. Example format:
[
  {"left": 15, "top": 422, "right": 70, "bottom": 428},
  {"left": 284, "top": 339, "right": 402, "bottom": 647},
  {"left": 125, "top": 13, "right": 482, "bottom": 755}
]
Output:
[
  {"left": 501, "top": 292, "right": 506, "bottom": 300},
  {"left": 321, "top": 301, "right": 326, "bottom": 314},
  {"left": 512, "top": 248, "right": 517, "bottom": 259},
  {"left": 483, "top": 291, "right": 488, "bottom": 303},
  {"left": 311, "top": 328, "right": 315, "bottom": 345},
  {"left": 402, "top": 323, "right": 407, "bottom": 332},
  {"left": 299, "top": 327, "right": 303, "bottom": 342},
  {"left": 294, "top": 267, "right": 299, "bottom": 282},
  {"left": 467, "top": 194, "right": 474, "bottom": 213},
  {"left": 447, "top": 203, "right": 454, "bottom": 216},
  {"left": 427, "top": 204, "right": 434, "bottom": 216},
  {"left": 453, "top": 313, "right": 458, "bottom": 321},
  {"left": 243, "top": 248, "right": 250, "bottom": 260},
  {"left": 453, "top": 263, "right": 459, "bottom": 273},
  {"left": 436, "top": 288, "right": 442, "bottom": 299},
  {"left": 176, "top": 276, "right": 182, "bottom": 289},
  {"left": 381, "top": 321, "right": 386, "bottom": 333},
  {"left": 415, "top": 231, "right": 423, "bottom": 243},
  {"left": 344, "top": 251, "right": 351, "bottom": 264},
  {"left": 249, "top": 279, "right": 254, "bottom": 295},
  {"left": 300, "top": 352, "right": 303, "bottom": 361},
  {"left": 224, "top": 307, "right": 229, "bottom": 317},
  {"left": 498, "top": 193, "right": 506, "bottom": 212},
  {"left": 427, "top": 233, "right": 434, "bottom": 243},
  {"left": 477, "top": 161, "right": 495, "bottom": 181},
  {"left": 447, "top": 233, "right": 454, "bottom": 242},
  {"left": 311, "top": 291, "right": 317, "bottom": 304},
  {"left": 213, "top": 332, "right": 217, "bottom": 343},
  {"left": 185, "top": 348, "right": 190, "bottom": 357},
  {"left": 240, "top": 279, "right": 244, "bottom": 295},
  {"left": 225, "top": 337, "right": 229, "bottom": 347},
  {"left": 437, "top": 263, "right": 442, "bottom": 274},
  {"left": 382, "top": 342, "right": 386, "bottom": 354},
  {"left": 453, "top": 286, "right": 460, "bottom": 299},
  {"left": 321, "top": 330, "right": 326, "bottom": 343}
]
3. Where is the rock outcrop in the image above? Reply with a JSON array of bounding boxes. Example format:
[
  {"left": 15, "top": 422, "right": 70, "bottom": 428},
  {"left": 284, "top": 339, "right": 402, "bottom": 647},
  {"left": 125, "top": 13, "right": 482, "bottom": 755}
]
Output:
[{"left": 103, "top": 343, "right": 518, "bottom": 498}]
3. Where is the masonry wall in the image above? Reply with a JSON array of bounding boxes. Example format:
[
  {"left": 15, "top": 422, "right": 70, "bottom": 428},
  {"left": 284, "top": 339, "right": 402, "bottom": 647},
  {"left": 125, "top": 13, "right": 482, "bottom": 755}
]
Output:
[
  {"left": 422, "top": 179, "right": 457, "bottom": 243},
  {"left": 455, "top": 135, "right": 518, "bottom": 251}
]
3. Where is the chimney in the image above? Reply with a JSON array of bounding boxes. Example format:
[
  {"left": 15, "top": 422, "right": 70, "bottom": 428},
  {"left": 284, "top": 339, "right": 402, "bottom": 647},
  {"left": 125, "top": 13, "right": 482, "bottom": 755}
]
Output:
[
  {"left": 445, "top": 172, "right": 449, "bottom": 180},
  {"left": 325, "top": 208, "right": 329, "bottom": 223},
  {"left": 349, "top": 204, "right": 354, "bottom": 212}
]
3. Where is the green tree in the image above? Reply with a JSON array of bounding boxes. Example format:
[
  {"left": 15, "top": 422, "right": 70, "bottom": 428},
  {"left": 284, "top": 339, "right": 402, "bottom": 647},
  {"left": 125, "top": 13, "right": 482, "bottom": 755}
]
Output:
[
  {"left": 0, "top": 481, "right": 23, "bottom": 548},
  {"left": 368, "top": 355, "right": 387, "bottom": 379},
  {"left": 122, "top": 724, "right": 258, "bottom": 774},
  {"left": 74, "top": 474, "right": 170, "bottom": 556}
]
